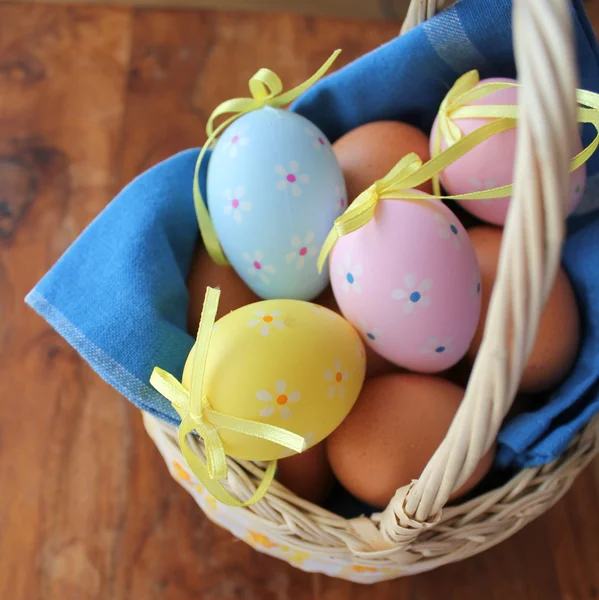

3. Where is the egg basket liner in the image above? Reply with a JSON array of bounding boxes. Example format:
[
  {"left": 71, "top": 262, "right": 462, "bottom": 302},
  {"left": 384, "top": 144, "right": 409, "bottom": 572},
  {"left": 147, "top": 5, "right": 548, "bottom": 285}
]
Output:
[
  {"left": 144, "top": 411, "right": 599, "bottom": 582},
  {"left": 25, "top": 0, "right": 599, "bottom": 583}
]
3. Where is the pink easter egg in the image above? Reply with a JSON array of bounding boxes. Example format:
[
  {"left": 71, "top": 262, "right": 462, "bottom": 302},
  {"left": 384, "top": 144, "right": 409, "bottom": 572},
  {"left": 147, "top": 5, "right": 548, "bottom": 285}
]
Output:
[
  {"left": 431, "top": 77, "right": 586, "bottom": 225},
  {"left": 330, "top": 193, "right": 481, "bottom": 373}
]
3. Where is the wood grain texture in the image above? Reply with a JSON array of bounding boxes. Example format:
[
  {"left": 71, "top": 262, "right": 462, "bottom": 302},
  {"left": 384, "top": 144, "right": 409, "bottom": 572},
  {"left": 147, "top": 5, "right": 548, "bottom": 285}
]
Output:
[
  {"left": 0, "top": 5, "right": 133, "bottom": 600},
  {"left": 1, "top": 0, "right": 411, "bottom": 21},
  {"left": 1, "top": 3, "right": 598, "bottom": 599},
  {"left": 119, "top": 10, "right": 398, "bottom": 182}
]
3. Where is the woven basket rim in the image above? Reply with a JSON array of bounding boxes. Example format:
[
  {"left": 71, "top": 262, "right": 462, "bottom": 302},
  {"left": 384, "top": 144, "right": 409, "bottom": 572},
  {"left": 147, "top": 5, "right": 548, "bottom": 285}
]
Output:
[{"left": 143, "top": 411, "right": 599, "bottom": 575}]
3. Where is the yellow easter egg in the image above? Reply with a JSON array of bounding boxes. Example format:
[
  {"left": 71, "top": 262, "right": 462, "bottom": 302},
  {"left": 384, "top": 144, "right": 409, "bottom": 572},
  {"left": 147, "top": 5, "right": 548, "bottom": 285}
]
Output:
[{"left": 183, "top": 299, "right": 366, "bottom": 461}]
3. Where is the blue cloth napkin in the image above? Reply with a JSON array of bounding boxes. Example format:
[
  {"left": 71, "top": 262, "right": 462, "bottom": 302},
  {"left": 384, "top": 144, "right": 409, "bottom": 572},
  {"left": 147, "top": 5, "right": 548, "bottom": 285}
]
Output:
[{"left": 26, "top": 0, "right": 599, "bottom": 468}]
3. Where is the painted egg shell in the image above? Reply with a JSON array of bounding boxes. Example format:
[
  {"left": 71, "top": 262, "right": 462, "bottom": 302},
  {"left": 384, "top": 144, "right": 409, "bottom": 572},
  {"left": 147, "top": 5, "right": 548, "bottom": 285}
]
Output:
[
  {"left": 182, "top": 299, "right": 366, "bottom": 461},
  {"left": 329, "top": 193, "right": 481, "bottom": 372},
  {"left": 207, "top": 107, "right": 346, "bottom": 301},
  {"left": 431, "top": 78, "right": 586, "bottom": 225}
]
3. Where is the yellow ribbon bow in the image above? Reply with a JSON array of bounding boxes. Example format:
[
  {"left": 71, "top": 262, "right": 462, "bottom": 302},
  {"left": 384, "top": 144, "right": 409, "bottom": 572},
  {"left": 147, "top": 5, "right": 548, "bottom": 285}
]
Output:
[
  {"left": 193, "top": 50, "right": 342, "bottom": 266},
  {"left": 316, "top": 118, "right": 521, "bottom": 271},
  {"left": 432, "top": 69, "right": 599, "bottom": 195},
  {"left": 318, "top": 153, "right": 424, "bottom": 272},
  {"left": 150, "top": 287, "right": 306, "bottom": 507},
  {"left": 318, "top": 70, "right": 599, "bottom": 269}
]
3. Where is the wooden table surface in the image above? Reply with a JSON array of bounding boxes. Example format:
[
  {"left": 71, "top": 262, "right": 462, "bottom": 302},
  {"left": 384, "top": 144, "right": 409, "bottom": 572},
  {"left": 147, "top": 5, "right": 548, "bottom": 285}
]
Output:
[{"left": 2, "top": 3, "right": 599, "bottom": 599}]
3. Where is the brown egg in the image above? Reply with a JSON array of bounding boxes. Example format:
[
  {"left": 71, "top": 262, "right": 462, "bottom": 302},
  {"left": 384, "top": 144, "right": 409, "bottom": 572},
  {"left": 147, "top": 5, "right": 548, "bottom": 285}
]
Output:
[
  {"left": 277, "top": 442, "right": 335, "bottom": 504},
  {"left": 187, "top": 244, "right": 260, "bottom": 333},
  {"left": 314, "top": 285, "right": 398, "bottom": 378},
  {"left": 333, "top": 121, "right": 433, "bottom": 203},
  {"left": 326, "top": 374, "right": 496, "bottom": 509},
  {"left": 467, "top": 226, "right": 580, "bottom": 393}
]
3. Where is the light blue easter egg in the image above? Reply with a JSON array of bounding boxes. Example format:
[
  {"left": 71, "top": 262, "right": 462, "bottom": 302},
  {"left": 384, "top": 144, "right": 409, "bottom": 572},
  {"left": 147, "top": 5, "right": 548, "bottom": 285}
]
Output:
[{"left": 206, "top": 107, "right": 346, "bottom": 300}]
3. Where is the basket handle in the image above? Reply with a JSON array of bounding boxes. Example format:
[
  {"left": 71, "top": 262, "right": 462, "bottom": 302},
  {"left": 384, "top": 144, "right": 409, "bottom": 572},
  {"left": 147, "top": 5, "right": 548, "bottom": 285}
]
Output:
[{"left": 379, "top": 0, "right": 579, "bottom": 546}]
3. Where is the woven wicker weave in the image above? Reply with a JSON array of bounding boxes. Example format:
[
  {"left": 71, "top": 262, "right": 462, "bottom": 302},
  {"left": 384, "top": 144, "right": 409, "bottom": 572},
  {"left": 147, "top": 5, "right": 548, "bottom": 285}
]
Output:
[{"left": 143, "top": 0, "right": 599, "bottom": 582}]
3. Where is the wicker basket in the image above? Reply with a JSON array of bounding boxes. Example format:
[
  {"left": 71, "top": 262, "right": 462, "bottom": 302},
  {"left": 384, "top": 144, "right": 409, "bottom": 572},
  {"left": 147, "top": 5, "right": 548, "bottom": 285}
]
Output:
[{"left": 142, "top": 0, "right": 599, "bottom": 583}]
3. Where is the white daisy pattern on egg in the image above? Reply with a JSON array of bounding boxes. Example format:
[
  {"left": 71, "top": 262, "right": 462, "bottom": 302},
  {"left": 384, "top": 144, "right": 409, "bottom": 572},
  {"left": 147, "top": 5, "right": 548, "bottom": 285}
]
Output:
[
  {"left": 257, "top": 380, "right": 300, "bottom": 419},
  {"left": 358, "top": 319, "right": 382, "bottom": 344},
  {"left": 280, "top": 431, "right": 316, "bottom": 457},
  {"left": 223, "top": 124, "right": 250, "bottom": 158},
  {"left": 275, "top": 161, "right": 310, "bottom": 197},
  {"left": 420, "top": 336, "right": 455, "bottom": 359},
  {"left": 468, "top": 177, "right": 497, "bottom": 205},
  {"left": 338, "top": 255, "right": 363, "bottom": 293},
  {"left": 303, "top": 431, "right": 316, "bottom": 448},
  {"left": 247, "top": 310, "right": 284, "bottom": 336},
  {"left": 243, "top": 250, "right": 276, "bottom": 285},
  {"left": 324, "top": 359, "right": 348, "bottom": 399},
  {"left": 435, "top": 212, "right": 461, "bottom": 249},
  {"left": 392, "top": 274, "right": 433, "bottom": 313},
  {"left": 304, "top": 127, "right": 330, "bottom": 152},
  {"left": 286, "top": 232, "right": 317, "bottom": 270},
  {"left": 223, "top": 186, "right": 252, "bottom": 223}
]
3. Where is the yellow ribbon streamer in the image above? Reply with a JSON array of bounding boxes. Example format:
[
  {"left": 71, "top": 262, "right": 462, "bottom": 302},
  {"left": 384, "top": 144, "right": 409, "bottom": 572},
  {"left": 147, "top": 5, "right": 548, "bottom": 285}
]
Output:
[
  {"left": 193, "top": 50, "right": 342, "bottom": 265},
  {"left": 150, "top": 287, "right": 306, "bottom": 507},
  {"left": 317, "top": 70, "right": 599, "bottom": 271}
]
